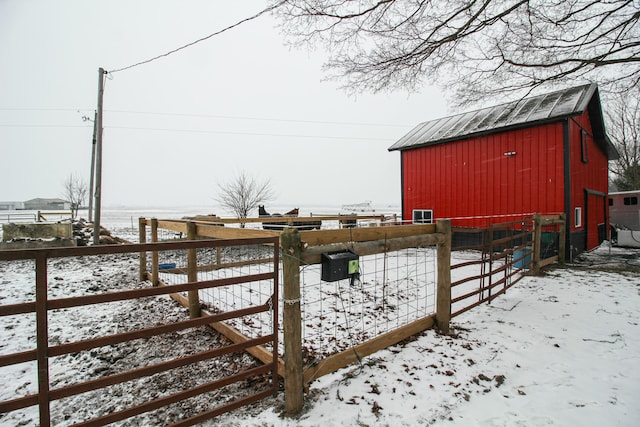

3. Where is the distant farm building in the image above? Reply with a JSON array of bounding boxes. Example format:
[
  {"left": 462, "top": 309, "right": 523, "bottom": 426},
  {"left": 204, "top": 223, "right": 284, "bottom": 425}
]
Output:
[
  {"left": 0, "top": 201, "right": 24, "bottom": 210},
  {"left": 23, "top": 198, "right": 70, "bottom": 211},
  {"left": 389, "top": 83, "right": 618, "bottom": 255}
]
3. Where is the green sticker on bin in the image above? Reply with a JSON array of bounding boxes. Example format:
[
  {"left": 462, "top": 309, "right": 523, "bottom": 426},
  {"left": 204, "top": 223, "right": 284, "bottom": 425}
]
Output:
[{"left": 348, "top": 259, "right": 359, "bottom": 274}]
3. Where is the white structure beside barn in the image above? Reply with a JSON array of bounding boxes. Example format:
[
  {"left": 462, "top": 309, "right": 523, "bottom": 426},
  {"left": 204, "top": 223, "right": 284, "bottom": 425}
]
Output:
[{"left": 609, "top": 190, "right": 640, "bottom": 248}]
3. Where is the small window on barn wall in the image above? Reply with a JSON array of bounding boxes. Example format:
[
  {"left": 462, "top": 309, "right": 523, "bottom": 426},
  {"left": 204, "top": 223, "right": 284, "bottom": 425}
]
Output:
[
  {"left": 575, "top": 207, "right": 583, "bottom": 228},
  {"left": 580, "top": 130, "right": 589, "bottom": 163},
  {"left": 413, "top": 209, "right": 433, "bottom": 224},
  {"left": 624, "top": 196, "right": 638, "bottom": 205},
  {"left": 609, "top": 198, "right": 614, "bottom": 206}
]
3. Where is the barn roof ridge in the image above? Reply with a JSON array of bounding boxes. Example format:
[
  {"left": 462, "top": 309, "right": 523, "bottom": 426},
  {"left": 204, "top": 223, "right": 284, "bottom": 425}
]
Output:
[{"left": 389, "top": 83, "right": 607, "bottom": 153}]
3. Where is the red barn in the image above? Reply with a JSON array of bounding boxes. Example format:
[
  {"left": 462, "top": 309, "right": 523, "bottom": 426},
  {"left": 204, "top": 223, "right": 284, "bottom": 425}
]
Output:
[{"left": 389, "top": 84, "right": 618, "bottom": 255}]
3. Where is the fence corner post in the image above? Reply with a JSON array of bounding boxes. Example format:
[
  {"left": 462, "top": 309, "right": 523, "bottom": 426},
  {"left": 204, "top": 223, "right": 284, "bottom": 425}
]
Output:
[
  {"left": 187, "top": 221, "right": 201, "bottom": 318},
  {"left": 558, "top": 213, "right": 566, "bottom": 266},
  {"left": 138, "top": 217, "right": 147, "bottom": 281},
  {"left": 532, "top": 213, "right": 542, "bottom": 275},
  {"left": 151, "top": 218, "right": 159, "bottom": 286},
  {"left": 281, "top": 228, "right": 303, "bottom": 416},
  {"left": 436, "top": 219, "right": 452, "bottom": 334}
]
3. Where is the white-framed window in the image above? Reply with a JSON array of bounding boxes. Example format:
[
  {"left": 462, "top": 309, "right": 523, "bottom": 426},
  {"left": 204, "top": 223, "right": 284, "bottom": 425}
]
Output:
[
  {"left": 413, "top": 209, "right": 433, "bottom": 224},
  {"left": 574, "top": 207, "right": 582, "bottom": 228}
]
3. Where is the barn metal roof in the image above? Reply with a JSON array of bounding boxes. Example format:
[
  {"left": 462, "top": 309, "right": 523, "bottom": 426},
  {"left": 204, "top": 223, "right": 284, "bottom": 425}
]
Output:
[{"left": 389, "top": 83, "right": 616, "bottom": 157}]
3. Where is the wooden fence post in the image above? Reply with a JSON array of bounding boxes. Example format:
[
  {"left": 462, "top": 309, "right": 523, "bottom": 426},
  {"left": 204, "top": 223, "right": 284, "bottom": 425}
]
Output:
[
  {"left": 151, "top": 218, "right": 159, "bottom": 286},
  {"left": 436, "top": 219, "right": 452, "bottom": 334},
  {"left": 558, "top": 213, "right": 566, "bottom": 265},
  {"left": 187, "top": 221, "right": 201, "bottom": 318},
  {"left": 281, "top": 228, "right": 303, "bottom": 415},
  {"left": 532, "top": 214, "right": 542, "bottom": 275},
  {"left": 138, "top": 217, "right": 147, "bottom": 281}
]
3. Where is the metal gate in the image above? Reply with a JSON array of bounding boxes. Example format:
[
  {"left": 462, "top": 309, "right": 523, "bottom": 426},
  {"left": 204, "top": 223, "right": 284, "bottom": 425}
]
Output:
[
  {"left": 449, "top": 215, "right": 565, "bottom": 317},
  {"left": 0, "top": 236, "right": 279, "bottom": 426}
]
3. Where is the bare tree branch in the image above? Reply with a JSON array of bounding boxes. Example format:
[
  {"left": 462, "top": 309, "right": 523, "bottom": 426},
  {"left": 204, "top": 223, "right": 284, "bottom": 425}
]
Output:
[
  {"left": 270, "top": 0, "right": 640, "bottom": 105},
  {"left": 607, "top": 89, "right": 640, "bottom": 190},
  {"left": 215, "top": 171, "right": 275, "bottom": 226},
  {"left": 63, "top": 173, "right": 88, "bottom": 220}
]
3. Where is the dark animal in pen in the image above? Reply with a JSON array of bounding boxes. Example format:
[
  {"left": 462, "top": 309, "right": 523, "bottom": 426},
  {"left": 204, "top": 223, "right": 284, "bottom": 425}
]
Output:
[{"left": 258, "top": 205, "right": 321, "bottom": 231}]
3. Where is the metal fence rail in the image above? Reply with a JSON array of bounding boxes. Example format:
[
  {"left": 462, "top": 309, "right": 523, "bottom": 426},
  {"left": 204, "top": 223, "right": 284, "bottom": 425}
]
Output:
[
  {"left": 450, "top": 214, "right": 565, "bottom": 318},
  {"left": 0, "top": 237, "right": 279, "bottom": 427}
]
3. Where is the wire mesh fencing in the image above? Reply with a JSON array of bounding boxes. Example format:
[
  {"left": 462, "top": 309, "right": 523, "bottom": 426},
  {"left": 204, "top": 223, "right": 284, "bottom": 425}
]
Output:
[{"left": 298, "top": 247, "right": 436, "bottom": 364}]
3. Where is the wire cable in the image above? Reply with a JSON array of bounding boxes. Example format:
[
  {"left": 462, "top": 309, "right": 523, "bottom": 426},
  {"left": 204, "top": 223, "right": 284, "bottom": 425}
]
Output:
[
  {"left": 104, "top": 109, "right": 411, "bottom": 128},
  {"left": 108, "top": 2, "right": 285, "bottom": 74},
  {"left": 104, "top": 125, "right": 393, "bottom": 141}
]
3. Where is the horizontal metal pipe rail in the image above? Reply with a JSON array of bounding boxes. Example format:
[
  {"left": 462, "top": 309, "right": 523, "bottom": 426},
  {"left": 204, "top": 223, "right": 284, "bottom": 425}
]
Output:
[{"left": 0, "top": 236, "right": 280, "bottom": 427}]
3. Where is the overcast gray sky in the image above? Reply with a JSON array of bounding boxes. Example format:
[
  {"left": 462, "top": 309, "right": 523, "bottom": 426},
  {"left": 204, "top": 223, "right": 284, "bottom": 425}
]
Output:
[{"left": 0, "top": 1, "right": 448, "bottom": 209}]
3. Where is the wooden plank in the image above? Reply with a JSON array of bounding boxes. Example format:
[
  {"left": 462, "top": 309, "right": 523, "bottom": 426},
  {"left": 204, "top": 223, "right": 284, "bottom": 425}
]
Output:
[
  {"left": 35, "top": 253, "right": 51, "bottom": 426},
  {"left": 281, "top": 229, "right": 303, "bottom": 415},
  {"left": 151, "top": 219, "right": 159, "bottom": 286},
  {"left": 303, "top": 314, "right": 435, "bottom": 385},
  {"left": 532, "top": 213, "right": 542, "bottom": 275},
  {"left": 185, "top": 214, "right": 387, "bottom": 224},
  {"left": 301, "top": 233, "right": 442, "bottom": 265},
  {"left": 138, "top": 218, "right": 146, "bottom": 282},
  {"left": 187, "top": 222, "right": 200, "bottom": 318},
  {"left": 156, "top": 220, "right": 187, "bottom": 234},
  {"left": 436, "top": 220, "right": 452, "bottom": 333},
  {"left": 539, "top": 255, "right": 558, "bottom": 268},
  {"left": 196, "top": 224, "right": 279, "bottom": 239},
  {"left": 558, "top": 213, "right": 566, "bottom": 265},
  {"left": 300, "top": 224, "right": 436, "bottom": 246}
]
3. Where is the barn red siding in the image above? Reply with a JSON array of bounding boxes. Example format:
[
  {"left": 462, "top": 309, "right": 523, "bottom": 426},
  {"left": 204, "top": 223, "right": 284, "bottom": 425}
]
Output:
[
  {"left": 402, "top": 122, "right": 566, "bottom": 228},
  {"left": 568, "top": 110, "right": 609, "bottom": 249}
]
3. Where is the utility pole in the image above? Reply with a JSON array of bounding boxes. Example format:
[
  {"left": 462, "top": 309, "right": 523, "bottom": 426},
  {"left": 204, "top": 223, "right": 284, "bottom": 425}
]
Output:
[
  {"left": 93, "top": 68, "right": 105, "bottom": 245},
  {"left": 88, "top": 110, "right": 97, "bottom": 222}
]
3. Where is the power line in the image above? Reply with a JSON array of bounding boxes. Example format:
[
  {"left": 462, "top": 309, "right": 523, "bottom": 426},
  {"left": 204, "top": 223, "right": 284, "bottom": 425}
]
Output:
[
  {"left": 105, "top": 109, "right": 412, "bottom": 128},
  {"left": 105, "top": 125, "right": 394, "bottom": 141},
  {"left": 0, "top": 108, "right": 91, "bottom": 112},
  {"left": 0, "top": 108, "right": 414, "bottom": 128},
  {"left": 108, "top": 2, "right": 284, "bottom": 74},
  {"left": 0, "top": 124, "right": 91, "bottom": 129}
]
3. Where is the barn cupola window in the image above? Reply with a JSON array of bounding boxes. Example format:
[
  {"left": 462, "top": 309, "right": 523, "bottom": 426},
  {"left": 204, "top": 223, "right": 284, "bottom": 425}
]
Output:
[
  {"left": 413, "top": 209, "right": 433, "bottom": 224},
  {"left": 580, "top": 130, "right": 589, "bottom": 163}
]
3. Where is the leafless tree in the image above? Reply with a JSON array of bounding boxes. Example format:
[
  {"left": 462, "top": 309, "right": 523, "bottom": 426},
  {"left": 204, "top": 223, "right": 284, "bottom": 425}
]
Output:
[
  {"left": 269, "top": 0, "right": 639, "bottom": 105},
  {"left": 63, "top": 173, "right": 88, "bottom": 220},
  {"left": 607, "top": 89, "right": 640, "bottom": 191},
  {"left": 215, "top": 172, "right": 275, "bottom": 226}
]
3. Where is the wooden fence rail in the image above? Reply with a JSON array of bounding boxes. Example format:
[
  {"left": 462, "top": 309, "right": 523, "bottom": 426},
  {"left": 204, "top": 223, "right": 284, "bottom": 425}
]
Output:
[{"left": 141, "top": 212, "right": 564, "bottom": 417}]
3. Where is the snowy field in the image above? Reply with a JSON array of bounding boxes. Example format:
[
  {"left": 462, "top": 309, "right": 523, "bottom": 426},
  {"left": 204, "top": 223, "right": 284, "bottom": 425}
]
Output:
[{"left": 1, "top": 208, "right": 639, "bottom": 426}]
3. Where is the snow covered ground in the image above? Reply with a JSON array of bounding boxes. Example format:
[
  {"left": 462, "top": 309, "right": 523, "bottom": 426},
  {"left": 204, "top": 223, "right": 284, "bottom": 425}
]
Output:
[
  {"left": 208, "top": 244, "right": 640, "bottom": 427},
  {"left": 1, "top": 208, "right": 639, "bottom": 426}
]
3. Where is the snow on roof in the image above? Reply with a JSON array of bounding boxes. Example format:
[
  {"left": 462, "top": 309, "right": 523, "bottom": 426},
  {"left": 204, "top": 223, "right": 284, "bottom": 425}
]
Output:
[{"left": 389, "top": 83, "right": 611, "bottom": 153}]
